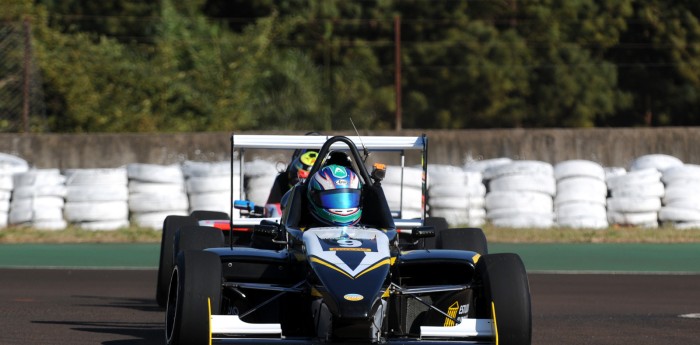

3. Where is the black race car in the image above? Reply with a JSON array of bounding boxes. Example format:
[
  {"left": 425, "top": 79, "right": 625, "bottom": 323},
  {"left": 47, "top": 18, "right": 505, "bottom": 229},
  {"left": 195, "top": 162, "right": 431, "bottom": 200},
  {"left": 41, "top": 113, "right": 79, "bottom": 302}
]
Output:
[{"left": 164, "top": 134, "right": 531, "bottom": 345}]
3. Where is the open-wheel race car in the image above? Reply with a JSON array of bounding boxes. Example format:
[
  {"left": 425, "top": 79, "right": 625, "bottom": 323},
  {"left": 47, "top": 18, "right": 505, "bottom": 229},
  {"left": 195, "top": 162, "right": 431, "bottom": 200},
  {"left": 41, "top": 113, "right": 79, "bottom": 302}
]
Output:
[{"left": 164, "top": 134, "right": 532, "bottom": 345}]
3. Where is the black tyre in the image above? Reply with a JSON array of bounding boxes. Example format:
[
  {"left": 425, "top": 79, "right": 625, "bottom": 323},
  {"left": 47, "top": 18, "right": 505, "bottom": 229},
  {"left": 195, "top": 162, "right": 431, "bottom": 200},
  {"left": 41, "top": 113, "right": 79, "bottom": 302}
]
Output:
[
  {"left": 475, "top": 253, "right": 531, "bottom": 345},
  {"left": 422, "top": 217, "right": 448, "bottom": 249},
  {"left": 175, "top": 225, "right": 226, "bottom": 255},
  {"left": 165, "top": 250, "right": 222, "bottom": 345},
  {"left": 190, "top": 210, "right": 230, "bottom": 221},
  {"left": 437, "top": 227, "right": 488, "bottom": 254},
  {"left": 156, "top": 215, "right": 198, "bottom": 307}
]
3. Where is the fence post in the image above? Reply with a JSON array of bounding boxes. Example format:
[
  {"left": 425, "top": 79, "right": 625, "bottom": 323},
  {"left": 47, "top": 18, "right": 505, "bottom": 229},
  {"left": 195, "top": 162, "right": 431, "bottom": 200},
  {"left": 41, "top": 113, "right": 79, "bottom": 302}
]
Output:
[{"left": 22, "top": 18, "right": 31, "bottom": 133}]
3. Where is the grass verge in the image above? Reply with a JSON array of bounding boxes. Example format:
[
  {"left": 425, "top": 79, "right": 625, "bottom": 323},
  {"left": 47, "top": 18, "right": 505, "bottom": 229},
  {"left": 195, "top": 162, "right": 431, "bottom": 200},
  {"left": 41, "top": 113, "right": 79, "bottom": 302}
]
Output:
[{"left": 2, "top": 224, "right": 700, "bottom": 244}]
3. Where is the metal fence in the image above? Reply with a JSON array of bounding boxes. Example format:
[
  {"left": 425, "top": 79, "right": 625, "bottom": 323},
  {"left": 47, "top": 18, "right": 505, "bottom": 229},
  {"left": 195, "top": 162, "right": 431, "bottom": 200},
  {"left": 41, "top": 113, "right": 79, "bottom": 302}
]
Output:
[{"left": 0, "top": 20, "right": 46, "bottom": 133}]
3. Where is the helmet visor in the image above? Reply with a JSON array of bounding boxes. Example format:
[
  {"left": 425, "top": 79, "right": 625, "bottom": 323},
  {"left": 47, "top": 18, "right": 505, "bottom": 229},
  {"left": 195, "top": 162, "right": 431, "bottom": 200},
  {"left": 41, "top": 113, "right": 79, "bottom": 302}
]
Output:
[{"left": 312, "top": 189, "right": 361, "bottom": 209}]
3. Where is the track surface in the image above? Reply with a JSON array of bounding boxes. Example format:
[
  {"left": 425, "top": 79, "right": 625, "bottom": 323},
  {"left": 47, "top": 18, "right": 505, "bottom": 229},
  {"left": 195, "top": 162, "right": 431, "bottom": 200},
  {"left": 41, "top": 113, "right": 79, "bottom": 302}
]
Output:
[{"left": 1, "top": 269, "right": 699, "bottom": 344}]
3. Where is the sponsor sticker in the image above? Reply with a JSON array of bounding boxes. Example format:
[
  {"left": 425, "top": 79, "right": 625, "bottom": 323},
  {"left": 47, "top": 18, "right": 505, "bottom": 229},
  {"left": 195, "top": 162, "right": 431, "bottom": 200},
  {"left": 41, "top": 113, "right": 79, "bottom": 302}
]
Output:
[{"left": 344, "top": 293, "right": 364, "bottom": 302}]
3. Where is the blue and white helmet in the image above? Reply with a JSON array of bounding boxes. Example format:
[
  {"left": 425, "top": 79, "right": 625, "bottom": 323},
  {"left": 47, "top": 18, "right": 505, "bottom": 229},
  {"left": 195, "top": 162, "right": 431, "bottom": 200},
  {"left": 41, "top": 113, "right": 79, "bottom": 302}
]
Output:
[{"left": 307, "top": 164, "right": 362, "bottom": 226}]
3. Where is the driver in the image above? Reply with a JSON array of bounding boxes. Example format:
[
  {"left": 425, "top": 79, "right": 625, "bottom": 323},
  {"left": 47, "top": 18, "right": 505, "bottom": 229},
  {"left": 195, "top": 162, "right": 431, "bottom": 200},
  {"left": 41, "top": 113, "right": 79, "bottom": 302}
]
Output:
[{"left": 306, "top": 164, "right": 363, "bottom": 226}]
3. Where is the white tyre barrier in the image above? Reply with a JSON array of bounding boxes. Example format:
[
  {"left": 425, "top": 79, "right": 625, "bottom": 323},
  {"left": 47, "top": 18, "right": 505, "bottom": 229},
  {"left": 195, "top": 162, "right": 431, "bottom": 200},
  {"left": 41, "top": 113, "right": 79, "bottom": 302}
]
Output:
[
  {"left": 554, "top": 160, "right": 606, "bottom": 181},
  {"left": 64, "top": 168, "right": 128, "bottom": 186},
  {"left": 128, "top": 193, "right": 189, "bottom": 213},
  {"left": 182, "top": 160, "right": 234, "bottom": 177},
  {"left": 66, "top": 185, "right": 129, "bottom": 202},
  {"left": 658, "top": 207, "right": 700, "bottom": 222},
  {"left": 0, "top": 174, "right": 13, "bottom": 190},
  {"left": 610, "top": 181, "right": 665, "bottom": 198},
  {"left": 554, "top": 188, "right": 607, "bottom": 206},
  {"left": 132, "top": 210, "right": 188, "bottom": 229},
  {"left": 490, "top": 214, "right": 554, "bottom": 228},
  {"left": 428, "top": 196, "right": 469, "bottom": 210},
  {"left": 556, "top": 217, "right": 608, "bottom": 229},
  {"left": 661, "top": 164, "right": 700, "bottom": 184},
  {"left": 65, "top": 201, "right": 129, "bottom": 222},
  {"left": 128, "top": 181, "right": 185, "bottom": 195},
  {"left": 382, "top": 184, "right": 423, "bottom": 211},
  {"left": 384, "top": 166, "right": 423, "bottom": 188},
  {"left": 32, "top": 219, "right": 68, "bottom": 231},
  {"left": 556, "top": 202, "right": 607, "bottom": 220},
  {"left": 556, "top": 177, "right": 608, "bottom": 197},
  {"left": 485, "top": 191, "right": 553, "bottom": 211},
  {"left": 607, "top": 197, "right": 662, "bottom": 213},
  {"left": 244, "top": 160, "right": 279, "bottom": 178},
  {"left": 13, "top": 185, "right": 68, "bottom": 199},
  {"left": 606, "top": 168, "right": 662, "bottom": 190},
  {"left": 13, "top": 169, "right": 66, "bottom": 187},
  {"left": 464, "top": 158, "right": 512, "bottom": 173},
  {"left": 186, "top": 175, "right": 240, "bottom": 194},
  {"left": 483, "top": 160, "right": 553, "bottom": 180},
  {"left": 629, "top": 154, "right": 683, "bottom": 172},
  {"left": 0, "top": 152, "right": 29, "bottom": 174},
  {"left": 126, "top": 164, "right": 184, "bottom": 184},
  {"left": 10, "top": 207, "right": 64, "bottom": 224},
  {"left": 77, "top": 219, "right": 130, "bottom": 231},
  {"left": 245, "top": 174, "right": 277, "bottom": 206},
  {"left": 488, "top": 174, "right": 556, "bottom": 196},
  {"left": 607, "top": 211, "right": 658, "bottom": 227}
]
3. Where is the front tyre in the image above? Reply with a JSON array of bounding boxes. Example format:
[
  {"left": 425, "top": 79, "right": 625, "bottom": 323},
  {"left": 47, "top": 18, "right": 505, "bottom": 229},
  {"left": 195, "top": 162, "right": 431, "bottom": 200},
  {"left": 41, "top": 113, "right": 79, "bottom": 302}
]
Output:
[
  {"left": 475, "top": 253, "right": 531, "bottom": 345},
  {"left": 165, "top": 250, "right": 222, "bottom": 345}
]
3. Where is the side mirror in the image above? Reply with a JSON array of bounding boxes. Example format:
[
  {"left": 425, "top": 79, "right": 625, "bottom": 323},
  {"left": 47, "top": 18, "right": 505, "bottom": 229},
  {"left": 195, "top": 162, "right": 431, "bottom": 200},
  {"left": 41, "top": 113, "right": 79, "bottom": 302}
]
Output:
[
  {"left": 234, "top": 200, "right": 265, "bottom": 217},
  {"left": 411, "top": 226, "right": 435, "bottom": 240}
]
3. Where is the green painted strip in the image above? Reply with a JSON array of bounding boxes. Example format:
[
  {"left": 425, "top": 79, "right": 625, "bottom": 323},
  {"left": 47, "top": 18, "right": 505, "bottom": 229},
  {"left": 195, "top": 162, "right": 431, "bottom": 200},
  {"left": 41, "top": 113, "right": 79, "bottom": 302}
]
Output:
[
  {"left": 0, "top": 243, "right": 699, "bottom": 273},
  {"left": 0, "top": 243, "right": 159, "bottom": 269},
  {"left": 490, "top": 243, "right": 700, "bottom": 273}
]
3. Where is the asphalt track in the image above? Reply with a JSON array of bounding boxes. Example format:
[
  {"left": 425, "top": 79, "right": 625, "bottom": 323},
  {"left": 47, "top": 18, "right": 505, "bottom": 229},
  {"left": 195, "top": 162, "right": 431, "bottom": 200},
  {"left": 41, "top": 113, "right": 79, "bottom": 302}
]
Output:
[{"left": 1, "top": 268, "right": 699, "bottom": 345}]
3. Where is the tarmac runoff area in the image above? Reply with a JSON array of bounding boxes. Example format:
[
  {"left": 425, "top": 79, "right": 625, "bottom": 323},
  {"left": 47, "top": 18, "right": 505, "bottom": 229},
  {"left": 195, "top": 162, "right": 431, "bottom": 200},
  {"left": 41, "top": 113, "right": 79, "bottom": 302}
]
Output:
[
  {"left": 0, "top": 244, "right": 699, "bottom": 344},
  {"left": 0, "top": 242, "right": 699, "bottom": 273}
]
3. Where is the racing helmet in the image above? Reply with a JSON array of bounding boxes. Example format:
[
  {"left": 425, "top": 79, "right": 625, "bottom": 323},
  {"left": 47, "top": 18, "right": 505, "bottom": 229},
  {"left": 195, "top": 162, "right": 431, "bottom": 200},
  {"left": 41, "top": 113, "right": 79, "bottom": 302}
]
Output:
[
  {"left": 288, "top": 150, "right": 319, "bottom": 186},
  {"left": 307, "top": 164, "right": 362, "bottom": 226}
]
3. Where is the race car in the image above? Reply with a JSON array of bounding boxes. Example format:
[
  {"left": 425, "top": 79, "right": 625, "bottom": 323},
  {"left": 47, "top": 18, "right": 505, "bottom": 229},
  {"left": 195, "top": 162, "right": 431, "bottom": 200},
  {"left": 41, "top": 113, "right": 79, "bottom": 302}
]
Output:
[
  {"left": 155, "top": 133, "right": 449, "bottom": 307},
  {"left": 163, "top": 134, "right": 531, "bottom": 344}
]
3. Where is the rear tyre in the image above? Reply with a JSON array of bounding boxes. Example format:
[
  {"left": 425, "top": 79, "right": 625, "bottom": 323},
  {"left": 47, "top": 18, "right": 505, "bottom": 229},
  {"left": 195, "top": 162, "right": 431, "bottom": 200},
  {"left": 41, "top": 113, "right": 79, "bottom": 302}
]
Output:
[
  {"left": 190, "top": 210, "right": 230, "bottom": 221},
  {"left": 475, "top": 253, "right": 531, "bottom": 345},
  {"left": 437, "top": 227, "right": 488, "bottom": 254},
  {"left": 165, "top": 250, "right": 222, "bottom": 345},
  {"left": 156, "top": 215, "right": 198, "bottom": 307}
]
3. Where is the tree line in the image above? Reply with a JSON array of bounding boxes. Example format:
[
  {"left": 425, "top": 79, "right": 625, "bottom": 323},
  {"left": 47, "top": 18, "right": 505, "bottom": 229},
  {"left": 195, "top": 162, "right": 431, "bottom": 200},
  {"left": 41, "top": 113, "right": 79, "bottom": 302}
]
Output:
[{"left": 3, "top": 0, "right": 700, "bottom": 132}]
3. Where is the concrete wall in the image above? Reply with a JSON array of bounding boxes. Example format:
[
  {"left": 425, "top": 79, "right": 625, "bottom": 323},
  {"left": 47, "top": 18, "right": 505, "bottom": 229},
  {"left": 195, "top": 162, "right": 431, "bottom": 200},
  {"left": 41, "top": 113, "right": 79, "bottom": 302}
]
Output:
[{"left": 1, "top": 127, "right": 698, "bottom": 169}]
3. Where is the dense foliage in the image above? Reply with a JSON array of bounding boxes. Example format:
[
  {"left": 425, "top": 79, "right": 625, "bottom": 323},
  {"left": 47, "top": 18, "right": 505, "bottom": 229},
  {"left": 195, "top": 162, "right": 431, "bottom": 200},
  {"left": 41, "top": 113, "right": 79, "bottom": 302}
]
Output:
[{"left": 4, "top": 0, "right": 700, "bottom": 132}]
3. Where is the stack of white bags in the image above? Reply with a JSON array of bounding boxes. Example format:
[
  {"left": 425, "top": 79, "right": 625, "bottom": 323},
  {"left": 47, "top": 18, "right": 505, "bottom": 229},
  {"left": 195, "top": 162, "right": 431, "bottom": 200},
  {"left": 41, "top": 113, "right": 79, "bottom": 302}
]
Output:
[
  {"left": 427, "top": 164, "right": 486, "bottom": 227},
  {"left": 11, "top": 169, "right": 67, "bottom": 230},
  {"left": 383, "top": 166, "right": 424, "bottom": 219},
  {"left": 182, "top": 160, "right": 242, "bottom": 218},
  {"left": 0, "top": 154, "right": 29, "bottom": 228},
  {"left": 64, "top": 168, "right": 129, "bottom": 230},
  {"left": 127, "top": 164, "right": 189, "bottom": 229},
  {"left": 659, "top": 164, "right": 700, "bottom": 229},
  {"left": 483, "top": 160, "right": 556, "bottom": 228},
  {"left": 553, "top": 160, "right": 608, "bottom": 229},
  {"left": 606, "top": 154, "right": 682, "bottom": 228},
  {"left": 243, "top": 160, "right": 279, "bottom": 207}
]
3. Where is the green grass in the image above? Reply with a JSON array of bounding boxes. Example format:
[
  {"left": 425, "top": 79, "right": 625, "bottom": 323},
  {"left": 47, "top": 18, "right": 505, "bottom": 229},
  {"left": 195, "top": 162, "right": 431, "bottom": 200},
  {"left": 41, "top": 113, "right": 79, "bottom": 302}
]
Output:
[
  {"left": 0, "top": 225, "right": 163, "bottom": 244},
  {"left": 2, "top": 223, "right": 700, "bottom": 244}
]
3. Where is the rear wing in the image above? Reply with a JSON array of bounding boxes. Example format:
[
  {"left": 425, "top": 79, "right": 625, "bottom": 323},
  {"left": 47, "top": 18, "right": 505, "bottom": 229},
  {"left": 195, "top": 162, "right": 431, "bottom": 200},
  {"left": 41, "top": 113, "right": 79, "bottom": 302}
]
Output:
[
  {"left": 231, "top": 134, "right": 425, "bottom": 151},
  {"left": 229, "top": 133, "right": 429, "bottom": 221}
]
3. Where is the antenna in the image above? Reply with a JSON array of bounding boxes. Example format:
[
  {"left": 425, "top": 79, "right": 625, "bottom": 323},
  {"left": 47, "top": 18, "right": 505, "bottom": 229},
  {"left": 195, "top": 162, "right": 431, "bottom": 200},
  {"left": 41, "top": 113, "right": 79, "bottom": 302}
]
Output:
[{"left": 350, "top": 118, "right": 370, "bottom": 162}]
